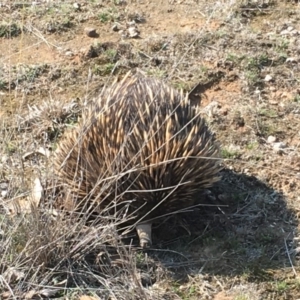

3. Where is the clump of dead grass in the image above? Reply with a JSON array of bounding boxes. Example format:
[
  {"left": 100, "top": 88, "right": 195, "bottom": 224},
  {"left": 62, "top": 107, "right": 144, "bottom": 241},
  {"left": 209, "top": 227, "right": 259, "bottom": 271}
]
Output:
[
  {"left": 0, "top": 200, "right": 169, "bottom": 299},
  {"left": 22, "top": 97, "right": 81, "bottom": 142}
]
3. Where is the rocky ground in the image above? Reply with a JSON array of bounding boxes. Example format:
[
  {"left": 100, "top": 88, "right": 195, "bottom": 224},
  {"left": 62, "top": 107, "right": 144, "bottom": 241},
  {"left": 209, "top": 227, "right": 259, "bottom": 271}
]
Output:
[{"left": 1, "top": 0, "right": 300, "bottom": 299}]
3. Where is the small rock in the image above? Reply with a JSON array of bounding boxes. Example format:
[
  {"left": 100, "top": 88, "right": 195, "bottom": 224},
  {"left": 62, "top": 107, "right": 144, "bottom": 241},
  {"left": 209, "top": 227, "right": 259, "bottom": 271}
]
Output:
[
  {"left": 0, "top": 181, "right": 8, "bottom": 190},
  {"left": 273, "top": 142, "right": 286, "bottom": 151},
  {"left": 84, "top": 27, "right": 98, "bottom": 38},
  {"left": 286, "top": 57, "right": 298, "bottom": 63},
  {"left": 65, "top": 51, "right": 74, "bottom": 57},
  {"left": 128, "top": 26, "right": 140, "bottom": 38},
  {"left": 264, "top": 74, "right": 273, "bottom": 82},
  {"left": 1, "top": 190, "right": 7, "bottom": 198},
  {"left": 112, "top": 24, "right": 119, "bottom": 32},
  {"left": 73, "top": 3, "right": 80, "bottom": 10},
  {"left": 267, "top": 135, "right": 277, "bottom": 143}
]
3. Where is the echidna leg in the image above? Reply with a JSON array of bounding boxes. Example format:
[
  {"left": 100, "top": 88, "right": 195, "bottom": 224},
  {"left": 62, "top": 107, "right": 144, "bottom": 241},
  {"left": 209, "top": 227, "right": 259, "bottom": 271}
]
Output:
[{"left": 136, "top": 223, "right": 152, "bottom": 248}]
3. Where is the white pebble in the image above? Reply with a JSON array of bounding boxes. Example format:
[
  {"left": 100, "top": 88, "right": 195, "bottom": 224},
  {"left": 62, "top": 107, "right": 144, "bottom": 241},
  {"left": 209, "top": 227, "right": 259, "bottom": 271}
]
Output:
[
  {"left": 73, "top": 3, "right": 80, "bottom": 10},
  {"left": 273, "top": 142, "right": 286, "bottom": 151},
  {"left": 267, "top": 135, "right": 276, "bottom": 143},
  {"left": 264, "top": 75, "right": 273, "bottom": 82},
  {"left": 128, "top": 26, "right": 139, "bottom": 38},
  {"left": 286, "top": 57, "right": 298, "bottom": 63},
  {"left": 1, "top": 190, "right": 7, "bottom": 198}
]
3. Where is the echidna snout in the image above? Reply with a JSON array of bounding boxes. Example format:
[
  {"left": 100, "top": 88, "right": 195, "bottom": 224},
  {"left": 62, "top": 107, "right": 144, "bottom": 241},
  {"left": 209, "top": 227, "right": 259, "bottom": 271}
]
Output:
[{"left": 136, "top": 223, "right": 152, "bottom": 248}]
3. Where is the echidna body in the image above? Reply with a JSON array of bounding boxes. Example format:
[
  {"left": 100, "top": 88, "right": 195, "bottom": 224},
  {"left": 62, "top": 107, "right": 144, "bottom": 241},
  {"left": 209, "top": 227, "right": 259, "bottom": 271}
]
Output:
[{"left": 54, "top": 72, "right": 222, "bottom": 248}]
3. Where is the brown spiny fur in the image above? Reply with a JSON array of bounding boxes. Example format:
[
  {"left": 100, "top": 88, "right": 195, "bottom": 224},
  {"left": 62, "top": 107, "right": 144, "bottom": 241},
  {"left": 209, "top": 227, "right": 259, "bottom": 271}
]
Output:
[{"left": 54, "top": 72, "right": 222, "bottom": 228}]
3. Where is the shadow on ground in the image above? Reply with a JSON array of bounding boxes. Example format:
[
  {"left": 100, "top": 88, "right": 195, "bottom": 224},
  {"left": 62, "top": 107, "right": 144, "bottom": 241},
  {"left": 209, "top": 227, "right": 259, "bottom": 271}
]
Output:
[{"left": 140, "top": 168, "right": 298, "bottom": 284}]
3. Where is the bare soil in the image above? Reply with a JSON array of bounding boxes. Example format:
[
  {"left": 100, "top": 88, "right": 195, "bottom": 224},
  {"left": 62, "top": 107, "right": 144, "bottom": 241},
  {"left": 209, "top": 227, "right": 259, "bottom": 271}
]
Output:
[{"left": 1, "top": 0, "right": 300, "bottom": 299}]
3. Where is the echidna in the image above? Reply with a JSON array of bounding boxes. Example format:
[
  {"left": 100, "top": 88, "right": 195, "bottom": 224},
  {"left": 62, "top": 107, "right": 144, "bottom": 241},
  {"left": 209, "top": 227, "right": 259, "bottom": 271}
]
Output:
[{"left": 54, "top": 72, "right": 222, "bottom": 248}]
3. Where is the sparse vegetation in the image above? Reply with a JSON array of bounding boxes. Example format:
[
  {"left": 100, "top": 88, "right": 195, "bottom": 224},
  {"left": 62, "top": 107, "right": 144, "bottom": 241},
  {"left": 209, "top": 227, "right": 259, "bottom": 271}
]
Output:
[
  {"left": 98, "top": 8, "right": 117, "bottom": 23},
  {"left": 0, "top": 22, "right": 22, "bottom": 38},
  {"left": 246, "top": 141, "right": 258, "bottom": 150},
  {"left": 293, "top": 94, "right": 300, "bottom": 103},
  {"left": 222, "top": 148, "right": 241, "bottom": 159},
  {"left": 275, "top": 281, "right": 289, "bottom": 293},
  {"left": 1, "top": 0, "right": 300, "bottom": 299},
  {"left": 92, "top": 62, "right": 115, "bottom": 75},
  {"left": 105, "top": 48, "right": 118, "bottom": 61}
]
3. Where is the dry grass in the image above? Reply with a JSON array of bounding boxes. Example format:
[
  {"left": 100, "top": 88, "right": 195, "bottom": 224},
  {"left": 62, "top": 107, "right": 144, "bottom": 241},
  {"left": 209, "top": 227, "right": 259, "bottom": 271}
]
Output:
[
  {"left": 1, "top": 0, "right": 300, "bottom": 299},
  {"left": 0, "top": 209, "right": 164, "bottom": 299}
]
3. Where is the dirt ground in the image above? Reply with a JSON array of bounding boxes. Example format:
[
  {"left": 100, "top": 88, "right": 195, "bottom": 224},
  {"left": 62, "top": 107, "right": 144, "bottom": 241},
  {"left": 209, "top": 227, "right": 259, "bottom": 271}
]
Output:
[{"left": 1, "top": 0, "right": 300, "bottom": 299}]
